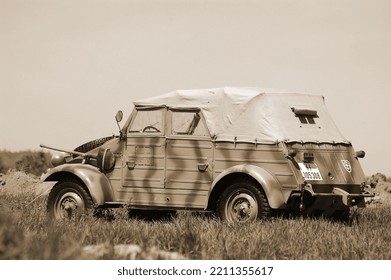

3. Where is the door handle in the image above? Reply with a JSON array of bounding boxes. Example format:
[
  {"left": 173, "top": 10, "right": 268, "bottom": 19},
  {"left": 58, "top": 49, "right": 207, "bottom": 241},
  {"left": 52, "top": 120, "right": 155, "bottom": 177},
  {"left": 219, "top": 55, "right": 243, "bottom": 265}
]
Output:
[
  {"left": 127, "top": 160, "right": 136, "bottom": 170},
  {"left": 197, "top": 163, "right": 208, "bottom": 172}
]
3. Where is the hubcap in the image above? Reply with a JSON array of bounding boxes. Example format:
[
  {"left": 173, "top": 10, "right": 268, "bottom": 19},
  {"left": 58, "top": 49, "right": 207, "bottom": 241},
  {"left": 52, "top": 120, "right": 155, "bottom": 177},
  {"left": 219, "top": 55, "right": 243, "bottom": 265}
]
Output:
[
  {"left": 226, "top": 192, "right": 258, "bottom": 222},
  {"left": 55, "top": 191, "right": 85, "bottom": 219}
]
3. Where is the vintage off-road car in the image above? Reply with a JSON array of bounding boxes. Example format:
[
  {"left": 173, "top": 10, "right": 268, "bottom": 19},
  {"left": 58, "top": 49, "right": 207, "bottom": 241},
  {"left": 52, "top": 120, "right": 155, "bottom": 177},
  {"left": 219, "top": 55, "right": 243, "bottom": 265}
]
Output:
[{"left": 41, "top": 87, "right": 373, "bottom": 222}]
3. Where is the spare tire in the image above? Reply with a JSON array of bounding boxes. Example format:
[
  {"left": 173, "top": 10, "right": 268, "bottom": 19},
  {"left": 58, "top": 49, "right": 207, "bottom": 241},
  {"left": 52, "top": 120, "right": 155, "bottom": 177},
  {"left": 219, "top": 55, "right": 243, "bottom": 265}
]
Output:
[{"left": 74, "top": 136, "right": 114, "bottom": 153}]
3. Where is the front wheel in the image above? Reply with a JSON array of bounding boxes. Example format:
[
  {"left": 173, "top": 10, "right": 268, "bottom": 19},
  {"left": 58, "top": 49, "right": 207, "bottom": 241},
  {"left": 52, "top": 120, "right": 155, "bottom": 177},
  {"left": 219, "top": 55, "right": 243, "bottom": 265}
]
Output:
[
  {"left": 217, "top": 179, "right": 270, "bottom": 223},
  {"left": 47, "top": 180, "right": 93, "bottom": 220}
]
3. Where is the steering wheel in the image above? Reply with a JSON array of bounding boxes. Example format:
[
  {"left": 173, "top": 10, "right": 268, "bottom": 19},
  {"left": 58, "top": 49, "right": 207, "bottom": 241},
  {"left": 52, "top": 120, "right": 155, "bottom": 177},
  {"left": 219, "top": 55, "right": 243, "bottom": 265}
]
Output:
[{"left": 142, "top": 126, "right": 161, "bottom": 133}]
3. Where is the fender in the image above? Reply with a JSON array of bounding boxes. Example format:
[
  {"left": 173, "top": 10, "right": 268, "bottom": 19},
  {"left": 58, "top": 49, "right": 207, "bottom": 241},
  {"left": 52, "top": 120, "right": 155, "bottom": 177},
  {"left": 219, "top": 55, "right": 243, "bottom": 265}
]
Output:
[
  {"left": 212, "top": 164, "right": 286, "bottom": 209},
  {"left": 41, "top": 164, "right": 114, "bottom": 205}
]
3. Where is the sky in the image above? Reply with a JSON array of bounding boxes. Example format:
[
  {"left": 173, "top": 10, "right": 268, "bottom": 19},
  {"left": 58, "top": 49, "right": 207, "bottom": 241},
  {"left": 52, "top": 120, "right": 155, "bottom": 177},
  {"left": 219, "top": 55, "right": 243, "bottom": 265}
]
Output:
[{"left": 1, "top": 0, "right": 391, "bottom": 176}]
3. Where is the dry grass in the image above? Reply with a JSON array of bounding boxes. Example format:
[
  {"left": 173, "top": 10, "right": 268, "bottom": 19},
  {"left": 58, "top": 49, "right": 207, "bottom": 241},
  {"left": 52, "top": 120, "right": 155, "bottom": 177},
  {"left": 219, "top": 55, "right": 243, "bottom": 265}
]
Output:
[{"left": 1, "top": 172, "right": 391, "bottom": 260}]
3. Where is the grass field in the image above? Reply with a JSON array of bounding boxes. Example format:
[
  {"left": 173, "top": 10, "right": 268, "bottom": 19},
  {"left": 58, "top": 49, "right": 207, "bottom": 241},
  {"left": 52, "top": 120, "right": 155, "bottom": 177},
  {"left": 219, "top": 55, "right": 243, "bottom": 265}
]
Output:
[{"left": 1, "top": 172, "right": 391, "bottom": 260}]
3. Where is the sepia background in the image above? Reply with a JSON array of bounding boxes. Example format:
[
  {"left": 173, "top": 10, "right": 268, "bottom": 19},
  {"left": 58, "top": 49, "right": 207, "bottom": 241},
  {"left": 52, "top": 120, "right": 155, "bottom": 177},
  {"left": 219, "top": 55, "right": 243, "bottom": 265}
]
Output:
[{"left": 1, "top": 0, "right": 390, "bottom": 176}]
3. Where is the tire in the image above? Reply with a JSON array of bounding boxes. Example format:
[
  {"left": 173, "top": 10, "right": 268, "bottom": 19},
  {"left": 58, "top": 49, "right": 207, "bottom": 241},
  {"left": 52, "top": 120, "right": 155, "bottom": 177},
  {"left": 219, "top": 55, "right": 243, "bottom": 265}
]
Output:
[
  {"left": 217, "top": 179, "right": 270, "bottom": 223},
  {"left": 47, "top": 180, "right": 93, "bottom": 220},
  {"left": 74, "top": 136, "right": 114, "bottom": 153}
]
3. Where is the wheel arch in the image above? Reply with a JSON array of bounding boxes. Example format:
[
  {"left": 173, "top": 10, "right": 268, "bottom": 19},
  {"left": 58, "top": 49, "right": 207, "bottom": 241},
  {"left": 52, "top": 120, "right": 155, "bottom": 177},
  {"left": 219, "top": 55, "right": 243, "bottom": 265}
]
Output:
[
  {"left": 208, "top": 165, "right": 286, "bottom": 210},
  {"left": 42, "top": 164, "right": 114, "bottom": 205}
]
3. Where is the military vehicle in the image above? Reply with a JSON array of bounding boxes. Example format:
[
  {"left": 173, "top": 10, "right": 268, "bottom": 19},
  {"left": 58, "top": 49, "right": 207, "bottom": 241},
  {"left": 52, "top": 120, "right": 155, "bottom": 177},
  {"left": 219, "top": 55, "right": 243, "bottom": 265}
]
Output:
[{"left": 40, "top": 87, "right": 373, "bottom": 222}]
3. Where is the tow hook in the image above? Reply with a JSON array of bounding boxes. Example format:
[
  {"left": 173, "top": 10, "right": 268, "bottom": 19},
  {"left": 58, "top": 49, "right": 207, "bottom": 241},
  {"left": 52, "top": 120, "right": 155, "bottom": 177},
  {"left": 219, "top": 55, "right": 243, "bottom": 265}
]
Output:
[
  {"left": 300, "top": 183, "right": 305, "bottom": 211},
  {"left": 299, "top": 182, "right": 314, "bottom": 211}
]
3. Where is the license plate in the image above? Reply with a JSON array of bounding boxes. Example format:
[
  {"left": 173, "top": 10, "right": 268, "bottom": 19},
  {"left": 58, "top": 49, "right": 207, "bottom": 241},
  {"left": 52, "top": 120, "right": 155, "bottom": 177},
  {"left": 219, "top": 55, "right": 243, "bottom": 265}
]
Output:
[{"left": 298, "top": 163, "right": 323, "bottom": 181}]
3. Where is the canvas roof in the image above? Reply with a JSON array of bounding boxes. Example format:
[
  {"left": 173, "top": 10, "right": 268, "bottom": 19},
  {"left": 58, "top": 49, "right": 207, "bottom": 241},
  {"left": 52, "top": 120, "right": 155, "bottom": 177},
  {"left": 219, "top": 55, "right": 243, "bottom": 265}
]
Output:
[{"left": 134, "top": 87, "right": 349, "bottom": 144}]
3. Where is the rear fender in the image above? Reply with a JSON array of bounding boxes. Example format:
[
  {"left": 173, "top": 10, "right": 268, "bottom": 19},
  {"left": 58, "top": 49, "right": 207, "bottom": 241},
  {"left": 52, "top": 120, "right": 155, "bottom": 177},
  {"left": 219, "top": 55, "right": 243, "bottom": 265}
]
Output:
[
  {"left": 41, "top": 164, "right": 114, "bottom": 205},
  {"left": 211, "top": 165, "right": 285, "bottom": 209}
]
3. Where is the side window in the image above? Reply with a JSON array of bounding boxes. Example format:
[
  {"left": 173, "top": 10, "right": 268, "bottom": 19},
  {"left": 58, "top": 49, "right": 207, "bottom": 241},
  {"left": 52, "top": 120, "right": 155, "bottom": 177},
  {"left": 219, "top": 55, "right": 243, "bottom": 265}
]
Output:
[
  {"left": 128, "top": 109, "right": 163, "bottom": 134},
  {"left": 171, "top": 111, "right": 209, "bottom": 137}
]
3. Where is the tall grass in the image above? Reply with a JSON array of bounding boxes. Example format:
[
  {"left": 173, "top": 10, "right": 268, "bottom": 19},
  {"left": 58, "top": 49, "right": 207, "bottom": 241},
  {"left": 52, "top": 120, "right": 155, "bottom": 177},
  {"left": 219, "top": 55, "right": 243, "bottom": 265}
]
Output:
[{"left": 1, "top": 190, "right": 390, "bottom": 260}]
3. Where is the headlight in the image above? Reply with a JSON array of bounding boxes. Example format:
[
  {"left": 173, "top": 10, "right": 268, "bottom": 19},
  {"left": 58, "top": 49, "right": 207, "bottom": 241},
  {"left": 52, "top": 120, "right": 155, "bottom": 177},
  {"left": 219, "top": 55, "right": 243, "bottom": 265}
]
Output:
[
  {"left": 51, "top": 153, "right": 68, "bottom": 167},
  {"left": 97, "top": 148, "right": 116, "bottom": 173}
]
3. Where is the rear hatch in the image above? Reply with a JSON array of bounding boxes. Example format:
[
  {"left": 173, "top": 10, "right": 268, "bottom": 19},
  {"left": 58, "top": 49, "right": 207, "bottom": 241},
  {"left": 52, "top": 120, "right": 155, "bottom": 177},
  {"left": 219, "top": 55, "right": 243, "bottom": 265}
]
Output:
[{"left": 286, "top": 143, "right": 366, "bottom": 193}]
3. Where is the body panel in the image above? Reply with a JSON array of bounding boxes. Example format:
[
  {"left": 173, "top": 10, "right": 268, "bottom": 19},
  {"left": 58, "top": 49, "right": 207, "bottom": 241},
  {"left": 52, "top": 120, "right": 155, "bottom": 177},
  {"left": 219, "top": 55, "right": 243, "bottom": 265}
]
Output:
[
  {"left": 213, "top": 142, "right": 296, "bottom": 206},
  {"left": 286, "top": 143, "right": 366, "bottom": 186}
]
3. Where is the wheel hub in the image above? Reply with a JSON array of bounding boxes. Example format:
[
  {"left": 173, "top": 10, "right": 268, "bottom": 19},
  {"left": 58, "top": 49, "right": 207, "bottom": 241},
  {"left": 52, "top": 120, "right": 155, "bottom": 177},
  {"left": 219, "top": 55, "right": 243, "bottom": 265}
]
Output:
[
  {"left": 233, "top": 199, "right": 252, "bottom": 219},
  {"left": 227, "top": 192, "right": 258, "bottom": 222},
  {"left": 55, "top": 191, "right": 85, "bottom": 219},
  {"left": 62, "top": 199, "right": 77, "bottom": 212}
]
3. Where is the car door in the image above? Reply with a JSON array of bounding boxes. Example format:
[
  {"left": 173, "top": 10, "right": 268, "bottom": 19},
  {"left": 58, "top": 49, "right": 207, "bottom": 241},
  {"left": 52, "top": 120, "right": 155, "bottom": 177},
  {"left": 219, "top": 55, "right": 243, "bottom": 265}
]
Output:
[
  {"left": 165, "top": 109, "right": 213, "bottom": 209},
  {"left": 120, "top": 107, "right": 166, "bottom": 205}
]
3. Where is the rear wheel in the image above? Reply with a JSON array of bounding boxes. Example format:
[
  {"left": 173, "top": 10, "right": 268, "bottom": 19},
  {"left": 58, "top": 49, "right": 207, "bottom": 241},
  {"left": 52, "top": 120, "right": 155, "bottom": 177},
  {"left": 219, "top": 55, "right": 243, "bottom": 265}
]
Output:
[
  {"left": 47, "top": 180, "right": 93, "bottom": 220},
  {"left": 217, "top": 179, "right": 270, "bottom": 223}
]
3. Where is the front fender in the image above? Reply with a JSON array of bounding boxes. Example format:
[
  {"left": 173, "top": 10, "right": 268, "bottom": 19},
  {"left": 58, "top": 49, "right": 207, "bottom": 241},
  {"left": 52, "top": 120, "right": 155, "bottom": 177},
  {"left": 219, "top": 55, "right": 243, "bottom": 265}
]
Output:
[
  {"left": 41, "top": 164, "right": 114, "bottom": 205},
  {"left": 212, "top": 165, "right": 285, "bottom": 209}
]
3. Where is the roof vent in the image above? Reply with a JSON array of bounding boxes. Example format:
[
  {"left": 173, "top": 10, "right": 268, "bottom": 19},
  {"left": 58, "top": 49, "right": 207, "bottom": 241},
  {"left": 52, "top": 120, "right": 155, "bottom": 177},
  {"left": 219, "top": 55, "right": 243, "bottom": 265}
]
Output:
[{"left": 291, "top": 107, "right": 318, "bottom": 116}]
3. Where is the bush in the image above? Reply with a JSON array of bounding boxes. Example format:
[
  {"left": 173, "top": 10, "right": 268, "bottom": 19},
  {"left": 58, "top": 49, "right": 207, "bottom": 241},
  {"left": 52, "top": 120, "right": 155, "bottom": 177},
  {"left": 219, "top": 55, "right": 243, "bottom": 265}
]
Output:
[
  {"left": 15, "top": 152, "right": 51, "bottom": 176},
  {"left": 0, "top": 150, "right": 51, "bottom": 176},
  {"left": 367, "top": 172, "right": 387, "bottom": 188}
]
